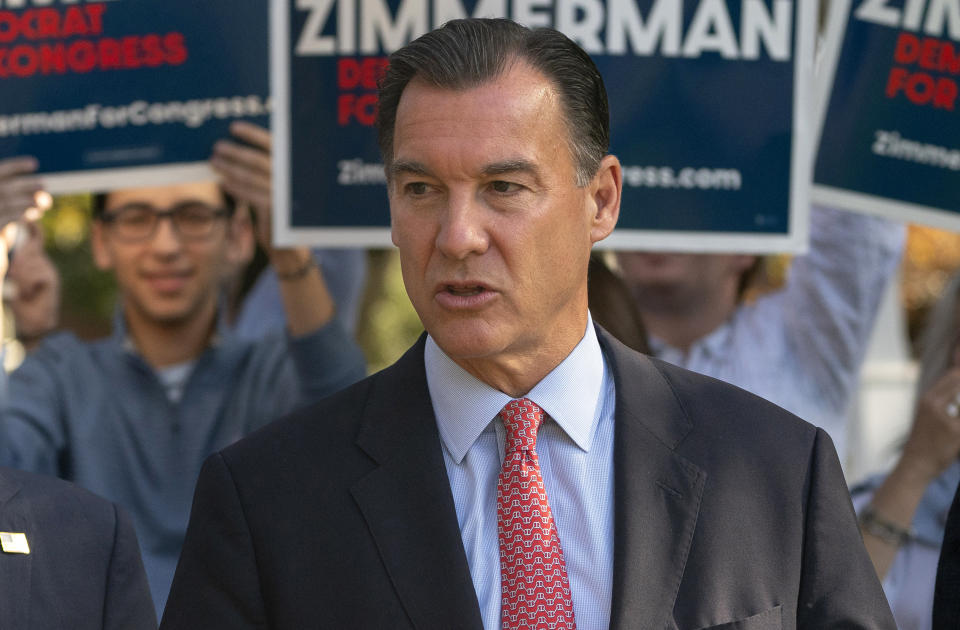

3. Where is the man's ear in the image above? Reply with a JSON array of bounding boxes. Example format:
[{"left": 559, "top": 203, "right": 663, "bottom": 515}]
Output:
[
  {"left": 588, "top": 154, "right": 622, "bottom": 245},
  {"left": 90, "top": 222, "right": 114, "bottom": 271},
  {"left": 225, "top": 207, "right": 255, "bottom": 267}
]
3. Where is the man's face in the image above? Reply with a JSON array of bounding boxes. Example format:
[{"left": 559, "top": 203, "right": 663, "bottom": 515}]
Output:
[
  {"left": 616, "top": 252, "right": 756, "bottom": 314},
  {"left": 389, "top": 61, "right": 619, "bottom": 377},
  {"left": 92, "top": 181, "right": 240, "bottom": 328}
]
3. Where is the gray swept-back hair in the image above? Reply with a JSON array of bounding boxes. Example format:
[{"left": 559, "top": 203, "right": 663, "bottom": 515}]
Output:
[{"left": 376, "top": 18, "right": 609, "bottom": 187}]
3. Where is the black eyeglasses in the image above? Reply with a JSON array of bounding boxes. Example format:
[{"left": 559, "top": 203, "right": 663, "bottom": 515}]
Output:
[{"left": 100, "top": 201, "right": 229, "bottom": 242}]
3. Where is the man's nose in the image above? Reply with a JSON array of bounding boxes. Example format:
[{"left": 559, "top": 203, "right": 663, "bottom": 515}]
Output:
[
  {"left": 149, "top": 215, "right": 184, "bottom": 255},
  {"left": 435, "top": 195, "right": 489, "bottom": 260}
]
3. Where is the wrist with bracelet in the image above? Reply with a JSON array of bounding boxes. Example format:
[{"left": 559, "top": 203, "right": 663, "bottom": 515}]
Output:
[
  {"left": 859, "top": 506, "right": 915, "bottom": 547},
  {"left": 275, "top": 256, "right": 316, "bottom": 282}
]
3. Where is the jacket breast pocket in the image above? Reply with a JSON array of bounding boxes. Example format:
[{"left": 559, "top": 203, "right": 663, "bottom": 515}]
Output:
[{"left": 695, "top": 605, "right": 782, "bottom": 630}]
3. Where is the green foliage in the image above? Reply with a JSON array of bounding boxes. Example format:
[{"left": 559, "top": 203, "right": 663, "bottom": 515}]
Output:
[
  {"left": 43, "top": 194, "right": 115, "bottom": 339},
  {"left": 356, "top": 250, "right": 423, "bottom": 373}
]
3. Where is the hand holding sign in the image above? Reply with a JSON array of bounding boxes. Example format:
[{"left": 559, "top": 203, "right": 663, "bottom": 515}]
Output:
[
  {"left": 211, "top": 121, "right": 333, "bottom": 336},
  {"left": 902, "top": 367, "right": 960, "bottom": 487},
  {"left": 5, "top": 220, "right": 60, "bottom": 350},
  {"left": 0, "top": 159, "right": 58, "bottom": 349},
  {"left": 0, "top": 157, "right": 43, "bottom": 227},
  {"left": 211, "top": 121, "right": 275, "bottom": 253}
]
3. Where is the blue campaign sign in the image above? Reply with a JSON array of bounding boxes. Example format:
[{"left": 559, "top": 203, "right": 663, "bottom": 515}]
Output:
[
  {"left": 0, "top": 0, "right": 270, "bottom": 193},
  {"left": 813, "top": 0, "right": 960, "bottom": 231},
  {"left": 273, "top": 0, "right": 816, "bottom": 252}
]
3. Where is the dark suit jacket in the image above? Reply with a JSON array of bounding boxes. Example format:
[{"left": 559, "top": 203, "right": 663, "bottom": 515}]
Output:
[
  {"left": 0, "top": 466, "right": 156, "bottom": 629},
  {"left": 161, "top": 329, "right": 893, "bottom": 629},
  {"left": 934, "top": 481, "right": 960, "bottom": 627}
]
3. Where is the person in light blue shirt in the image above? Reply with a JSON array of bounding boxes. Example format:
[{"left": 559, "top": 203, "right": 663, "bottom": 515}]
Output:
[{"left": 616, "top": 205, "right": 904, "bottom": 466}]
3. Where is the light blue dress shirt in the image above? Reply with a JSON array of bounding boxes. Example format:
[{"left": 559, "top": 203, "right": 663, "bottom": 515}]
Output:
[
  {"left": 650, "top": 205, "right": 905, "bottom": 464},
  {"left": 425, "top": 316, "right": 615, "bottom": 630}
]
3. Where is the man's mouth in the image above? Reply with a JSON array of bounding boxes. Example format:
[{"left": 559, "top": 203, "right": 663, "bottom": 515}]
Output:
[
  {"left": 445, "top": 285, "right": 485, "bottom": 296},
  {"left": 143, "top": 271, "right": 192, "bottom": 293},
  {"left": 435, "top": 282, "right": 496, "bottom": 309}
]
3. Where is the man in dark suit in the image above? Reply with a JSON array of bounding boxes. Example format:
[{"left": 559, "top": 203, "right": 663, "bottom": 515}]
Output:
[
  {"left": 160, "top": 18, "right": 894, "bottom": 629},
  {"left": 0, "top": 466, "right": 156, "bottom": 629}
]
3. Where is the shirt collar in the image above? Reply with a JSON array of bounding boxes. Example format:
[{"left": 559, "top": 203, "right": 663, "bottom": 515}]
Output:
[
  {"left": 650, "top": 317, "right": 734, "bottom": 364},
  {"left": 425, "top": 315, "right": 606, "bottom": 464},
  {"left": 111, "top": 300, "right": 230, "bottom": 355}
]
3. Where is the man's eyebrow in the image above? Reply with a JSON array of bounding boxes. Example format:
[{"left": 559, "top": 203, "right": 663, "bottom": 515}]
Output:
[
  {"left": 389, "top": 160, "right": 431, "bottom": 178},
  {"left": 481, "top": 159, "right": 539, "bottom": 177},
  {"left": 388, "top": 158, "right": 541, "bottom": 179}
]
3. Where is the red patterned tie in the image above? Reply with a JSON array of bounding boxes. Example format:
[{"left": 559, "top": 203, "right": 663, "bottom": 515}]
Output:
[{"left": 497, "top": 398, "right": 576, "bottom": 630}]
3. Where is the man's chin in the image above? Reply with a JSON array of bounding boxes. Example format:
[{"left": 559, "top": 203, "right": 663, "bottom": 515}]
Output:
[
  {"left": 428, "top": 326, "right": 505, "bottom": 363},
  {"left": 133, "top": 296, "right": 211, "bottom": 329},
  {"left": 145, "top": 310, "right": 200, "bottom": 328}
]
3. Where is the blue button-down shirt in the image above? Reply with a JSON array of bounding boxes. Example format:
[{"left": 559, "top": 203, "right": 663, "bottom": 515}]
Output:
[
  {"left": 1, "top": 311, "right": 367, "bottom": 616},
  {"left": 425, "top": 316, "right": 615, "bottom": 630}
]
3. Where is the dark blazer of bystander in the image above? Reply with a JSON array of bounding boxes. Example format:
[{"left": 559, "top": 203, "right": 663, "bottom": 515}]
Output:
[
  {"left": 0, "top": 466, "right": 156, "bottom": 630},
  {"left": 934, "top": 480, "right": 960, "bottom": 627}
]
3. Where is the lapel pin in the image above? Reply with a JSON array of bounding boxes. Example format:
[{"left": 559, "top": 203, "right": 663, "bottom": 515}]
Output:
[{"left": 0, "top": 532, "right": 30, "bottom": 554}]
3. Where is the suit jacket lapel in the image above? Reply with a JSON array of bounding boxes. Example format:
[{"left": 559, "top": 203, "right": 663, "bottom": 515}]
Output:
[
  {"left": 598, "top": 330, "right": 706, "bottom": 630},
  {"left": 350, "top": 337, "right": 484, "bottom": 630},
  {"left": 0, "top": 469, "right": 31, "bottom": 630}
]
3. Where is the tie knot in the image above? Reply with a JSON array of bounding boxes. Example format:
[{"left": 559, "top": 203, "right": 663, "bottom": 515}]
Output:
[{"left": 500, "top": 397, "right": 544, "bottom": 453}]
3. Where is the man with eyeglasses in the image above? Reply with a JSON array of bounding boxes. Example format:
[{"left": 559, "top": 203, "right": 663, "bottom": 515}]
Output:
[{"left": 0, "top": 122, "right": 367, "bottom": 616}]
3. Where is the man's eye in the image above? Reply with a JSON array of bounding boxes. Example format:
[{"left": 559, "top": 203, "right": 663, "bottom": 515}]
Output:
[
  {"left": 406, "top": 182, "right": 428, "bottom": 195},
  {"left": 118, "top": 209, "right": 153, "bottom": 227},
  {"left": 490, "top": 181, "right": 519, "bottom": 193},
  {"left": 176, "top": 204, "right": 216, "bottom": 226}
]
